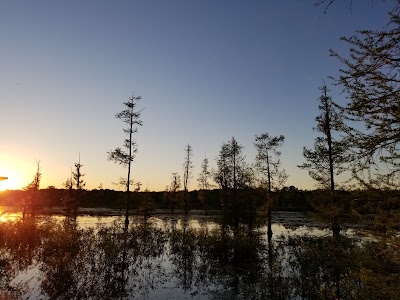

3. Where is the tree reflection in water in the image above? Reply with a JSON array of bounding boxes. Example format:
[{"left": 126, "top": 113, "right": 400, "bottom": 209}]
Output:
[{"left": 0, "top": 217, "right": 398, "bottom": 299}]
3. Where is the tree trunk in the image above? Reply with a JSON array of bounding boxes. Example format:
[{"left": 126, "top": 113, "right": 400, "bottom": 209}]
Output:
[
  {"left": 324, "top": 87, "right": 340, "bottom": 238},
  {"left": 125, "top": 108, "right": 134, "bottom": 227},
  {"left": 267, "top": 151, "right": 273, "bottom": 237},
  {"left": 267, "top": 201, "right": 273, "bottom": 239},
  {"left": 184, "top": 188, "right": 188, "bottom": 216},
  {"left": 267, "top": 232, "right": 274, "bottom": 299}
]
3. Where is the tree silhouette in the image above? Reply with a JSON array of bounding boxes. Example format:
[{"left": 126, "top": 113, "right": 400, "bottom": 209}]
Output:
[
  {"left": 254, "top": 132, "right": 287, "bottom": 238},
  {"left": 72, "top": 155, "right": 85, "bottom": 220},
  {"left": 330, "top": 9, "right": 400, "bottom": 189},
  {"left": 214, "top": 137, "right": 251, "bottom": 229},
  {"left": 63, "top": 171, "right": 73, "bottom": 216},
  {"left": 136, "top": 188, "right": 155, "bottom": 219},
  {"left": 108, "top": 94, "right": 143, "bottom": 226},
  {"left": 197, "top": 156, "right": 211, "bottom": 215},
  {"left": 23, "top": 160, "right": 41, "bottom": 219},
  {"left": 165, "top": 172, "right": 181, "bottom": 214},
  {"left": 299, "top": 84, "right": 347, "bottom": 237},
  {"left": 182, "top": 144, "right": 193, "bottom": 216},
  {"left": 314, "top": 0, "right": 398, "bottom": 14}
]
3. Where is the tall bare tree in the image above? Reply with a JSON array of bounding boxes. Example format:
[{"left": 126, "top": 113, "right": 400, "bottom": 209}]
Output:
[
  {"left": 108, "top": 94, "right": 143, "bottom": 226},
  {"left": 182, "top": 144, "right": 193, "bottom": 216},
  {"left": 254, "top": 133, "right": 287, "bottom": 238}
]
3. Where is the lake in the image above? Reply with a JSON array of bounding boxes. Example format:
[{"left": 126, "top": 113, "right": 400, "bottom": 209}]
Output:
[{"left": 0, "top": 211, "right": 398, "bottom": 299}]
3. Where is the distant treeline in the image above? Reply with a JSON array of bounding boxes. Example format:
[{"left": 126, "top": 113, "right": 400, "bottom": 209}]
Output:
[
  {"left": 1, "top": 187, "right": 399, "bottom": 220},
  {"left": 0, "top": 186, "right": 309, "bottom": 211}
]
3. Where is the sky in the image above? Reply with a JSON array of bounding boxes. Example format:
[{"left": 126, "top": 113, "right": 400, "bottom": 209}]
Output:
[{"left": 0, "top": 0, "right": 397, "bottom": 191}]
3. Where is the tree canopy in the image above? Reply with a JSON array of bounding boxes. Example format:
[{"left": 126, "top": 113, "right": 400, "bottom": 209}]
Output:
[{"left": 331, "top": 8, "right": 400, "bottom": 188}]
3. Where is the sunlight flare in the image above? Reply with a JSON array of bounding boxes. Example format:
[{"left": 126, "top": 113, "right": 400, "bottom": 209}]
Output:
[{"left": 0, "top": 161, "right": 33, "bottom": 191}]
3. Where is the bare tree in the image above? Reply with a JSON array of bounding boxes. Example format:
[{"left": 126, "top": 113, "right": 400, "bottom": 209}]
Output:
[
  {"left": 254, "top": 133, "right": 287, "bottom": 238},
  {"left": 182, "top": 144, "right": 193, "bottom": 216},
  {"left": 108, "top": 94, "right": 143, "bottom": 226}
]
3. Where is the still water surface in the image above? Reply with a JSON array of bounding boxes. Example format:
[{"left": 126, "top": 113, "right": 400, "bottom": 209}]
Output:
[{"left": 0, "top": 212, "right": 397, "bottom": 299}]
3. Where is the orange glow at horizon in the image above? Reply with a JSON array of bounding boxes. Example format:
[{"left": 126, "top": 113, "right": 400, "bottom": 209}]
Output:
[
  {"left": 0, "top": 176, "right": 18, "bottom": 191},
  {"left": 0, "top": 166, "right": 28, "bottom": 191}
]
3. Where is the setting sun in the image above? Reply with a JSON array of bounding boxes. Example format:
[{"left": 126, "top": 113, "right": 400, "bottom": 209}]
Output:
[
  {"left": 0, "top": 177, "right": 8, "bottom": 191},
  {"left": 0, "top": 176, "right": 14, "bottom": 191},
  {"left": 0, "top": 155, "right": 39, "bottom": 191},
  {"left": 0, "top": 167, "right": 24, "bottom": 191}
]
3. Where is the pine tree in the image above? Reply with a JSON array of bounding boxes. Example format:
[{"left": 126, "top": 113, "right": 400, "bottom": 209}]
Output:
[
  {"left": 108, "top": 94, "right": 143, "bottom": 226},
  {"left": 23, "top": 161, "right": 41, "bottom": 219},
  {"left": 299, "top": 84, "right": 348, "bottom": 236},
  {"left": 214, "top": 137, "right": 251, "bottom": 229},
  {"left": 331, "top": 9, "right": 400, "bottom": 188},
  {"left": 197, "top": 156, "right": 211, "bottom": 215},
  {"left": 254, "top": 132, "right": 287, "bottom": 238}
]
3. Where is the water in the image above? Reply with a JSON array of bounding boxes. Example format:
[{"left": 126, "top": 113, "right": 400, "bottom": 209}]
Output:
[{"left": 0, "top": 212, "right": 398, "bottom": 299}]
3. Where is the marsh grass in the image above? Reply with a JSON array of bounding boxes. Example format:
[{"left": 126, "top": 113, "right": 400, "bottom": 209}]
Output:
[{"left": 0, "top": 217, "right": 398, "bottom": 299}]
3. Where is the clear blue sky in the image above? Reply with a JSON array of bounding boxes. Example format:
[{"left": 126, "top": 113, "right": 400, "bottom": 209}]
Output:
[{"left": 0, "top": 0, "right": 396, "bottom": 191}]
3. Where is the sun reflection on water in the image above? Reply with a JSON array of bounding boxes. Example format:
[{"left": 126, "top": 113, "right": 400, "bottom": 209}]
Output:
[{"left": 0, "top": 212, "right": 21, "bottom": 223}]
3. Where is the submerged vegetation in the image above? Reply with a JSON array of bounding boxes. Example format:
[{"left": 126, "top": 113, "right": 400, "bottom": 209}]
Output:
[{"left": 0, "top": 217, "right": 398, "bottom": 299}]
